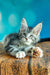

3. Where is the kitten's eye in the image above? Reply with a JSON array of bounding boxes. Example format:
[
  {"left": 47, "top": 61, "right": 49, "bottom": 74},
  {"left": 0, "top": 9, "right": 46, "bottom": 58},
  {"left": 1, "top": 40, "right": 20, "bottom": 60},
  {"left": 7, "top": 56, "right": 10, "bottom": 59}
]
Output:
[
  {"left": 22, "top": 33, "right": 26, "bottom": 37},
  {"left": 30, "top": 35, "right": 33, "bottom": 37}
]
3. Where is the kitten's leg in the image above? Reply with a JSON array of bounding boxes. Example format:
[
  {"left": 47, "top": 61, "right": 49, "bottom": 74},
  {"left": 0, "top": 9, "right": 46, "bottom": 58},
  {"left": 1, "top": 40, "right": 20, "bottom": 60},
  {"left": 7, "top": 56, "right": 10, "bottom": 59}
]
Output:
[
  {"left": 24, "top": 46, "right": 43, "bottom": 57},
  {"left": 33, "top": 47, "right": 43, "bottom": 57},
  {"left": 24, "top": 46, "right": 35, "bottom": 56},
  {"left": 16, "top": 51, "right": 26, "bottom": 58},
  {"left": 16, "top": 46, "right": 34, "bottom": 58},
  {"left": 9, "top": 45, "right": 26, "bottom": 58},
  {"left": 14, "top": 46, "right": 43, "bottom": 58}
]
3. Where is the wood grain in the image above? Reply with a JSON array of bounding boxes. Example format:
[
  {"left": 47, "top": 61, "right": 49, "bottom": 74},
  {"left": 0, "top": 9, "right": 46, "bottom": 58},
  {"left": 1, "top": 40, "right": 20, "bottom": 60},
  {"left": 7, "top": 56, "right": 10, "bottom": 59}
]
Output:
[{"left": 0, "top": 42, "right": 50, "bottom": 75}]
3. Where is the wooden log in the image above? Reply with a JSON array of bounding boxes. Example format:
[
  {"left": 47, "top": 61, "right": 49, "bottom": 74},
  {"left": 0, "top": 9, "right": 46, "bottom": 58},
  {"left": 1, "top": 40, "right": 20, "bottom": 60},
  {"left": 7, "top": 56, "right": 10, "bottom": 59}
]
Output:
[{"left": 0, "top": 42, "right": 50, "bottom": 75}]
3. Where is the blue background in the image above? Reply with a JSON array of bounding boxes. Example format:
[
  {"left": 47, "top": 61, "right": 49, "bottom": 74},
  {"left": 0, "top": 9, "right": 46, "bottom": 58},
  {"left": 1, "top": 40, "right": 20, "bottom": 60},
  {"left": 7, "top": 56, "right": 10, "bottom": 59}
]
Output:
[{"left": 0, "top": 0, "right": 50, "bottom": 41}]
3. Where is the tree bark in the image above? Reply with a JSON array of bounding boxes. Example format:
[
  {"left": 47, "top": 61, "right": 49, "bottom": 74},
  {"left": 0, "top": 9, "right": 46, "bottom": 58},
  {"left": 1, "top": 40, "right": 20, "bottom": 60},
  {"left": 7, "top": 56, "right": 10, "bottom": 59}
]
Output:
[{"left": 0, "top": 42, "right": 50, "bottom": 75}]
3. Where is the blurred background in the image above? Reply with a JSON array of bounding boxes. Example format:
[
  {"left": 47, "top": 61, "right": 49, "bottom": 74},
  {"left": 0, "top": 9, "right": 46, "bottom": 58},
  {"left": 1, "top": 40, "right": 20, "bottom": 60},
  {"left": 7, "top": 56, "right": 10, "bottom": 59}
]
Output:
[{"left": 0, "top": 0, "right": 50, "bottom": 41}]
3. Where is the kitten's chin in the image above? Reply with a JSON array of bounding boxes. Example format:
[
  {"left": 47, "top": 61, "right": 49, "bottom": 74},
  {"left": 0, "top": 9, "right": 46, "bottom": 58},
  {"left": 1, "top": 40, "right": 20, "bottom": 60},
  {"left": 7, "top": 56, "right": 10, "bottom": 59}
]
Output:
[{"left": 24, "top": 42, "right": 31, "bottom": 45}]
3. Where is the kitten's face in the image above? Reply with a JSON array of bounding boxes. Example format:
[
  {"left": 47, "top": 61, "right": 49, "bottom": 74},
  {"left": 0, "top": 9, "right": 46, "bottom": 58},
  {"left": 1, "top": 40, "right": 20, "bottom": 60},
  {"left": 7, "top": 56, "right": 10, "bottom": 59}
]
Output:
[
  {"left": 19, "top": 31, "right": 39, "bottom": 45},
  {"left": 19, "top": 18, "right": 42, "bottom": 45},
  {"left": 23, "top": 32, "right": 38, "bottom": 45}
]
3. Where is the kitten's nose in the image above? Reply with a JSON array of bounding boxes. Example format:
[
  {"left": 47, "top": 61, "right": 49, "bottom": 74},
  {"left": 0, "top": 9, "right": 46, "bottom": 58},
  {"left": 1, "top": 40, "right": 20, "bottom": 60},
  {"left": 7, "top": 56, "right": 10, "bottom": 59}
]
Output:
[{"left": 25, "top": 38, "right": 28, "bottom": 40}]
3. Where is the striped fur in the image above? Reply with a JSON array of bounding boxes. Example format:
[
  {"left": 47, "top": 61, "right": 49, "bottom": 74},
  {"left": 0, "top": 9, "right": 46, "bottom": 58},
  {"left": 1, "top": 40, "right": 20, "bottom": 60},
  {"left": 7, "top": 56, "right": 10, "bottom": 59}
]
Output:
[{"left": 3, "top": 18, "right": 43, "bottom": 58}]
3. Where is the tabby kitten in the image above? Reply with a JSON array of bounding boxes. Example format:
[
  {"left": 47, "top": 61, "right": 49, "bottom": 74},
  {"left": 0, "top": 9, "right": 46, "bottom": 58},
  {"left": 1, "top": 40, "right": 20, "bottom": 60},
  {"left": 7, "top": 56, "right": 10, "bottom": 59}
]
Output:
[{"left": 3, "top": 18, "right": 43, "bottom": 58}]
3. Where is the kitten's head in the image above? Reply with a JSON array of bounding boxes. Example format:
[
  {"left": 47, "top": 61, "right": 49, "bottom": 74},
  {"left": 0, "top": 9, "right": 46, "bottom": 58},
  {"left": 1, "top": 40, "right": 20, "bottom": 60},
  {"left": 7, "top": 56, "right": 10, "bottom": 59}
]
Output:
[{"left": 19, "top": 18, "right": 42, "bottom": 45}]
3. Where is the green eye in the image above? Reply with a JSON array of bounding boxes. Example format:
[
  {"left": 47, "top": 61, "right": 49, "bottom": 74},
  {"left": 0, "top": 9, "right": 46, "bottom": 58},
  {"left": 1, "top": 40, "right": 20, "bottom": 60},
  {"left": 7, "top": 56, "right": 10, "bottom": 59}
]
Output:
[
  {"left": 30, "top": 35, "right": 32, "bottom": 37},
  {"left": 23, "top": 33, "right": 26, "bottom": 36}
]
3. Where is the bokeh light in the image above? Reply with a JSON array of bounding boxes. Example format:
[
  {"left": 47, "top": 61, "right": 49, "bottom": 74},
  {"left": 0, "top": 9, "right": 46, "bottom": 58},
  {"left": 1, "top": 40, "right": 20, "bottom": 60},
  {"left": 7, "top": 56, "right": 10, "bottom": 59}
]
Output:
[{"left": 8, "top": 14, "right": 19, "bottom": 27}]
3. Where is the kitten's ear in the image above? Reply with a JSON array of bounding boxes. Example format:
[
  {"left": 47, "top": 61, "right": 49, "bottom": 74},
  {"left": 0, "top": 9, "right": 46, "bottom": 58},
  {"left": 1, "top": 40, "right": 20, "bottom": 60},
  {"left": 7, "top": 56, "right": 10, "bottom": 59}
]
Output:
[
  {"left": 20, "top": 18, "right": 28, "bottom": 33},
  {"left": 32, "top": 23, "right": 42, "bottom": 36}
]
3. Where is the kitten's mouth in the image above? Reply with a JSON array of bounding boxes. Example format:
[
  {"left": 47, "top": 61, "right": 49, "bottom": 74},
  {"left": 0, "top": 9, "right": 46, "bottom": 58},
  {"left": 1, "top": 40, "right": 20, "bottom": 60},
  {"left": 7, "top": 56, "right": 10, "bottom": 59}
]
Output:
[{"left": 24, "top": 41, "right": 32, "bottom": 45}]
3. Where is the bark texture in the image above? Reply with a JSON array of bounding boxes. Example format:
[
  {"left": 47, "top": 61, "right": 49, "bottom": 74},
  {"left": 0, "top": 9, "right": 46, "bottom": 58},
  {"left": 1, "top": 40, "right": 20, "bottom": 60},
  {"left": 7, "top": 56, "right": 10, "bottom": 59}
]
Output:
[{"left": 0, "top": 42, "right": 50, "bottom": 75}]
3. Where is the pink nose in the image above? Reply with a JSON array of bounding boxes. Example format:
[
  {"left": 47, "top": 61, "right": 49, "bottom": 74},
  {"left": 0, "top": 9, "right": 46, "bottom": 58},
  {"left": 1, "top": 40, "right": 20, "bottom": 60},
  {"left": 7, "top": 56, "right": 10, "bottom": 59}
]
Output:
[{"left": 25, "top": 38, "right": 28, "bottom": 40}]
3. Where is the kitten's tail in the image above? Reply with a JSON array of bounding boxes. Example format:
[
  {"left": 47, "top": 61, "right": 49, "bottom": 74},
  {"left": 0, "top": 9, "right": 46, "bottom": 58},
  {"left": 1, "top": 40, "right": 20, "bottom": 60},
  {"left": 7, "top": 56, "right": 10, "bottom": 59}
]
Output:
[{"left": 38, "top": 38, "right": 50, "bottom": 43}]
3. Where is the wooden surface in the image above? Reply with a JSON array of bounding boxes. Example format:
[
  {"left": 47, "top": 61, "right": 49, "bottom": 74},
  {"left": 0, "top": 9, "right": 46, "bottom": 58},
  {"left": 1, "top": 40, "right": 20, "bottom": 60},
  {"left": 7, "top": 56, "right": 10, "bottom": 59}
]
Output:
[{"left": 0, "top": 42, "right": 50, "bottom": 75}]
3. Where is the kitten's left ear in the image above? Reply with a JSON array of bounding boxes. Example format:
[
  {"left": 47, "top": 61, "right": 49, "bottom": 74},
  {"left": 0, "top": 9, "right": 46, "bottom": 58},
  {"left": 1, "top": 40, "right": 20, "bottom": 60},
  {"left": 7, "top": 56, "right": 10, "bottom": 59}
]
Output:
[
  {"left": 20, "top": 18, "right": 28, "bottom": 33},
  {"left": 32, "top": 22, "right": 42, "bottom": 36}
]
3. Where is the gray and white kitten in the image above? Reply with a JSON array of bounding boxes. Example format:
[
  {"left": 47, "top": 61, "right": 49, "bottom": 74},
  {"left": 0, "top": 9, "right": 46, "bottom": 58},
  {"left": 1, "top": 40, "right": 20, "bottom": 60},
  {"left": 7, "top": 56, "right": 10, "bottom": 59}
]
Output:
[{"left": 3, "top": 18, "right": 43, "bottom": 58}]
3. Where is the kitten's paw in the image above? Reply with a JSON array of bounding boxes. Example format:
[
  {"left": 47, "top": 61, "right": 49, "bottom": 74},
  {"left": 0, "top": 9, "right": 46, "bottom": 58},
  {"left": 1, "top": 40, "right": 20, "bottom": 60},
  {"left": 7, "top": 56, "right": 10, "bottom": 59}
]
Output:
[
  {"left": 35, "top": 47, "right": 43, "bottom": 57},
  {"left": 16, "top": 51, "right": 26, "bottom": 58}
]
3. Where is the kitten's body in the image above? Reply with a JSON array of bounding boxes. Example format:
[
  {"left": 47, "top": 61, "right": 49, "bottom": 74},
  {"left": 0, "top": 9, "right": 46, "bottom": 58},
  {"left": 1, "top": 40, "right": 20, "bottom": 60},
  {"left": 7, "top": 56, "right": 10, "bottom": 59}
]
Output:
[{"left": 3, "top": 18, "right": 43, "bottom": 58}]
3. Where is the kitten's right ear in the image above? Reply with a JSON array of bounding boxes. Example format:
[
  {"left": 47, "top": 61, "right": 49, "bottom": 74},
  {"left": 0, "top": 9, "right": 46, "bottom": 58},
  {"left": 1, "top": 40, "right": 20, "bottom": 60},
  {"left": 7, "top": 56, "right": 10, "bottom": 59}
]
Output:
[
  {"left": 32, "top": 22, "right": 42, "bottom": 36},
  {"left": 20, "top": 18, "right": 28, "bottom": 33}
]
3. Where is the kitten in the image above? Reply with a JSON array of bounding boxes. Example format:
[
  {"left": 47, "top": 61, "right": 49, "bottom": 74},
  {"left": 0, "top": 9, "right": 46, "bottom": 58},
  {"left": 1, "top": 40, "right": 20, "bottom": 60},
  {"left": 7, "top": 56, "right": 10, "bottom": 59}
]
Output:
[{"left": 3, "top": 18, "right": 43, "bottom": 58}]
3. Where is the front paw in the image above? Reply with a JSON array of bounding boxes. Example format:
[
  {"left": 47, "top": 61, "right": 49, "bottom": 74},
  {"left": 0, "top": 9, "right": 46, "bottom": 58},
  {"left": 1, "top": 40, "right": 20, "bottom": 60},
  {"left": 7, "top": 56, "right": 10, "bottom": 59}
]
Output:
[
  {"left": 16, "top": 51, "right": 26, "bottom": 58},
  {"left": 33, "top": 47, "right": 43, "bottom": 57}
]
